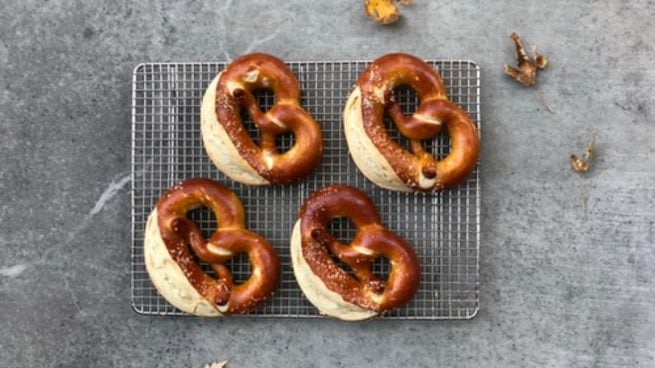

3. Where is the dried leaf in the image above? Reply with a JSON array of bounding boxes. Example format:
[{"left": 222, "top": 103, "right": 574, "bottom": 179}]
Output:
[
  {"left": 503, "top": 32, "right": 548, "bottom": 86},
  {"left": 365, "top": 0, "right": 413, "bottom": 25},
  {"left": 571, "top": 135, "right": 596, "bottom": 174}
]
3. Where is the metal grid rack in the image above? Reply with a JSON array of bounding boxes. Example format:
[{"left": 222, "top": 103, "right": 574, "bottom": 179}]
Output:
[{"left": 131, "top": 59, "right": 480, "bottom": 319}]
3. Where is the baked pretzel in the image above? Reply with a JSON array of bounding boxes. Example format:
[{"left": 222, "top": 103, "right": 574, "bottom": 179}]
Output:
[
  {"left": 344, "top": 53, "right": 480, "bottom": 192},
  {"left": 201, "top": 53, "right": 323, "bottom": 185},
  {"left": 291, "top": 184, "right": 420, "bottom": 321},
  {"left": 144, "top": 178, "right": 279, "bottom": 316}
]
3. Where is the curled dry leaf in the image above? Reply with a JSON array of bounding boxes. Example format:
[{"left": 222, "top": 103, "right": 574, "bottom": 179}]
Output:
[
  {"left": 571, "top": 135, "right": 596, "bottom": 174},
  {"left": 365, "top": 0, "right": 413, "bottom": 25},
  {"left": 503, "top": 32, "right": 548, "bottom": 86}
]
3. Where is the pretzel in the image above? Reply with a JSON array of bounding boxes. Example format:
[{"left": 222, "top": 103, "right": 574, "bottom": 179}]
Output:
[
  {"left": 144, "top": 178, "right": 280, "bottom": 316},
  {"left": 291, "top": 185, "right": 420, "bottom": 321},
  {"left": 344, "top": 53, "right": 480, "bottom": 192},
  {"left": 201, "top": 53, "right": 323, "bottom": 185}
]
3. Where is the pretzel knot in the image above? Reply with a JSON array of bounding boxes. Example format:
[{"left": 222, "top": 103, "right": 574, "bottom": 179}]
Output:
[
  {"left": 144, "top": 178, "right": 280, "bottom": 316},
  {"left": 291, "top": 185, "right": 420, "bottom": 321},
  {"left": 344, "top": 53, "right": 480, "bottom": 192},
  {"left": 201, "top": 53, "right": 323, "bottom": 185}
]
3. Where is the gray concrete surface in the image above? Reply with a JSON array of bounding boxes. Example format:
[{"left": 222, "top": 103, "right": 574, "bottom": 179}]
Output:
[{"left": 1, "top": 1, "right": 654, "bottom": 367}]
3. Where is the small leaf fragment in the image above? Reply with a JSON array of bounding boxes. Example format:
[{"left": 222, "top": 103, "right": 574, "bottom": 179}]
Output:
[{"left": 571, "top": 135, "right": 596, "bottom": 174}]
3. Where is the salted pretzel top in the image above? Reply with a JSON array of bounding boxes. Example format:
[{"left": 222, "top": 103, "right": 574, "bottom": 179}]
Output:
[
  {"left": 154, "top": 178, "right": 279, "bottom": 314},
  {"left": 348, "top": 53, "right": 479, "bottom": 191},
  {"left": 212, "top": 53, "right": 322, "bottom": 184},
  {"left": 298, "top": 185, "right": 420, "bottom": 313}
]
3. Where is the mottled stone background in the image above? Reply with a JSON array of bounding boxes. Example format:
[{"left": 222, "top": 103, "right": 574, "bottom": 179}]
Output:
[{"left": 0, "top": 1, "right": 653, "bottom": 367}]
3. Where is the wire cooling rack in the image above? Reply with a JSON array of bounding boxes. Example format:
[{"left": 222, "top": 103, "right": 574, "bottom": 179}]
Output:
[{"left": 131, "top": 59, "right": 480, "bottom": 319}]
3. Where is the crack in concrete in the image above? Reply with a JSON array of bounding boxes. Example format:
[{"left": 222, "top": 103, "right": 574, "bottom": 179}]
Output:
[{"left": 1, "top": 172, "right": 131, "bottom": 279}]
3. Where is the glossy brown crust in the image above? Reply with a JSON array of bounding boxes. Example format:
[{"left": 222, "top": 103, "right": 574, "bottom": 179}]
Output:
[
  {"left": 356, "top": 53, "right": 480, "bottom": 191},
  {"left": 213, "top": 53, "right": 323, "bottom": 184},
  {"left": 155, "top": 178, "right": 279, "bottom": 314},
  {"left": 298, "top": 184, "right": 420, "bottom": 312}
]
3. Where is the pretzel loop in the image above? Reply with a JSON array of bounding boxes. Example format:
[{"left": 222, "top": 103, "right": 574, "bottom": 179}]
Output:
[{"left": 147, "top": 178, "right": 280, "bottom": 315}]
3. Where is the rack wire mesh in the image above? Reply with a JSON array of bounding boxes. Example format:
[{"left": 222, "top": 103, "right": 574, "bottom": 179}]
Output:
[{"left": 131, "top": 59, "right": 480, "bottom": 319}]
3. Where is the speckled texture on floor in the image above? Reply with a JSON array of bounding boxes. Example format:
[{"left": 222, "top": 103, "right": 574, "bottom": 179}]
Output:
[{"left": 1, "top": 1, "right": 653, "bottom": 367}]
